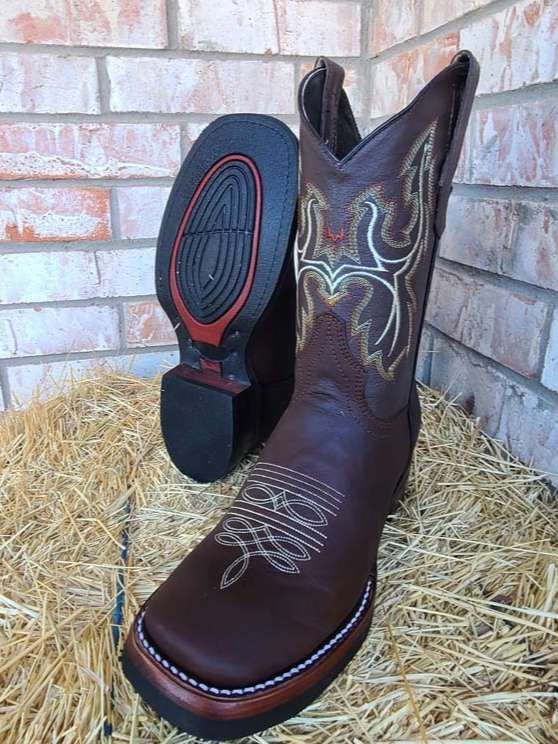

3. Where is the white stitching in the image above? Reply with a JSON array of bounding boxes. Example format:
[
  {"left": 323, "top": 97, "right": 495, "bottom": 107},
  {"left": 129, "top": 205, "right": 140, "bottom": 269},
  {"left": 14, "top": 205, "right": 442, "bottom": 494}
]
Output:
[
  {"left": 215, "top": 463, "right": 345, "bottom": 588},
  {"left": 135, "top": 578, "right": 372, "bottom": 698}
]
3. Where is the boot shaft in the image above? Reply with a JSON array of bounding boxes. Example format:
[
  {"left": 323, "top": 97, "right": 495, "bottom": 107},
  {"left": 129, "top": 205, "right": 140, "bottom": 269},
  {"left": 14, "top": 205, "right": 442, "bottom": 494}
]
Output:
[{"left": 295, "top": 53, "right": 479, "bottom": 419}]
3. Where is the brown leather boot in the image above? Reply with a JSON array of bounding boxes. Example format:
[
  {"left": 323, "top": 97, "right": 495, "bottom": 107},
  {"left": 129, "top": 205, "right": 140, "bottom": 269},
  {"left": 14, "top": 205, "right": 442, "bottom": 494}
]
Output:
[{"left": 123, "top": 52, "right": 479, "bottom": 740}]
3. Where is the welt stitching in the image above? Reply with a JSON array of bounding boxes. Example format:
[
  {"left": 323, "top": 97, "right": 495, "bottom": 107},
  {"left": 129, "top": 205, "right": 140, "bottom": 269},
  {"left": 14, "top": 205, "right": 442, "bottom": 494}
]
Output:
[{"left": 135, "top": 577, "right": 373, "bottom": 698}]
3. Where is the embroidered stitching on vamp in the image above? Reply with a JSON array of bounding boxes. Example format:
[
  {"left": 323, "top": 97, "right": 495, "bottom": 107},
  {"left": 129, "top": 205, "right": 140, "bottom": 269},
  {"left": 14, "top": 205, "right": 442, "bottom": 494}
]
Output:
[{"left": 214, "top": 462, "right": 346, "bottom": 589}]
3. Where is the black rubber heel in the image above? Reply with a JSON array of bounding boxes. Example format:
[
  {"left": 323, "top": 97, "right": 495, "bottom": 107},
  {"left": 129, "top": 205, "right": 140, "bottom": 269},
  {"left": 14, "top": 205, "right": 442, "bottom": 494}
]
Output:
[{"left": 161, "top": 366, "right": 259, "bottom": 483}]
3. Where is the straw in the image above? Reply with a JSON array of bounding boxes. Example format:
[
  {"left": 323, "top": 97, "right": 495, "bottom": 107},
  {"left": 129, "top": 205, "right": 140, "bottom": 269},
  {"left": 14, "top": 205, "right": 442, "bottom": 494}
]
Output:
[{"left": 1, "top": 372, "right": 556, "bottom": 742}]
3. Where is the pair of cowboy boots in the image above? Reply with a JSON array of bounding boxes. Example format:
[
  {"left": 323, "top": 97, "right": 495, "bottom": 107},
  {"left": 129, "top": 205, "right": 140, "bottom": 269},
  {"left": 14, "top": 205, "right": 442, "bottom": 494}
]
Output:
[{"left": 123, "top": 51, "right": 479, "bottom": 740}]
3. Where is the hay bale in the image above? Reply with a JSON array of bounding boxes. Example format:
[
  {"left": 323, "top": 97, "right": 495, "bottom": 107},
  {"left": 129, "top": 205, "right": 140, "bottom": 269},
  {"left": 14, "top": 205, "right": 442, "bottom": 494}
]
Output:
[{"left": 1, "top": 372, "right": 556, "bottom": 743}]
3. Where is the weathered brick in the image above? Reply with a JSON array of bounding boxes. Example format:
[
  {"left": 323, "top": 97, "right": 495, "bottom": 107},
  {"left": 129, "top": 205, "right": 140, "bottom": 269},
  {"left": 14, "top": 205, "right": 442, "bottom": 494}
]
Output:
[
  {"left": 469, "top": 101, "right": 558, "bottom": 187},
  {"left": 442, "top": 197, "right": 558, "bottom": 292},
  {"left": 371, "top": 0, "right": 419, "bottom": 55},
  {"left": 6, "top": 349, "right": 179, "bottom": 407},
  {"left": 421, "top": 0, "right": 494, "bottom": 33},
  {"left": 0, "top": 0, "right": 167, "bottom": 48},
  {"left": 0, "top": 187, "right": 111, "bottom": 242},
  {"left": 541, "top": 309, "right": 558, "bottom": 393},
  {"left": 370, "top": 35, "right": 459, "bottom": 117},
  {"left": 460, "top": 0, "right": 558, "bottom": 94},
  {"left": 427, "top": 266, "right": 548, "bottom": 378},
  {"left": 115, "top": 186, "right": 170, "bottom": 239},
  {"left": 429, "top": 333, "right": 505, "bottom": 436},
  {"left": 440, "top": 195, "right": 515, "bottom": 275},
  {"left": 125, "top": 300, "right": 175, "bottom": 347},
  {"left": 497, "top": 378, "right": 558, "bottom": 486},
  {"left": 274, "top": 0, "right": 360, "bottom": 56},
  {"left": 0, "top": 247, "right": 155, "bottom": 304},
  {"left": 107, "top": 57, "right": 295, "bottom": 114},
  {"left": 96, "top": 247, "right": 156, "bottom": 296},
  {"left": 0, "top": 251, "right": 99, "bottom": 304},
  {"left": 0, "top": 123, "right": 180, "bottom": 180},
  {"left": 178, "top": 0, "right": 359, "bottom": 56},
  {"left": 505, "top": 202, "right": 558, "bottom": 292},
  {"left": 178, "top": 0, "right": 275, "bottom": 54},
  {"left": 0, "top": 53, "right": 99, "bottom": 114},
  {"left": 0, "top": 305, "right": 119, "bottom": 359}
]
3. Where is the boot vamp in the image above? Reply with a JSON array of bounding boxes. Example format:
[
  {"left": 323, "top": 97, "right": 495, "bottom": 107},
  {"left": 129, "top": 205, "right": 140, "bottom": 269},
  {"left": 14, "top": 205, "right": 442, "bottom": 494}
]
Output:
[{"left": 144, "top": 395, "right": 409, "bottom": 689}]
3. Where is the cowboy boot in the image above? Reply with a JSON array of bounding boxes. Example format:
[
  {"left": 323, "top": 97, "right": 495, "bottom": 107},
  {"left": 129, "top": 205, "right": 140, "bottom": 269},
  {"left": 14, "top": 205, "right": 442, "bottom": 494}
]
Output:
[
  {"left": 123, "top": 52, "right": 479, "bottom": 739},
  {"left": 156, "top": 115, "right": 298, "bottom": 482}
]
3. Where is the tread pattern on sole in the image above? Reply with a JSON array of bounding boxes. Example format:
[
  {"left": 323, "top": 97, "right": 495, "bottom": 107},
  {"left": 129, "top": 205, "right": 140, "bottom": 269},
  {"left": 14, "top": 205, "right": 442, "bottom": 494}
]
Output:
[
  {"left": 177, "top": 158, "right": 258, "bottom": 324},
  {"left": 135, "top": 577, "right": 373, "bottom": 697},
  {"left": 169, "top": 154, "right": 262, "bottom": 347}
]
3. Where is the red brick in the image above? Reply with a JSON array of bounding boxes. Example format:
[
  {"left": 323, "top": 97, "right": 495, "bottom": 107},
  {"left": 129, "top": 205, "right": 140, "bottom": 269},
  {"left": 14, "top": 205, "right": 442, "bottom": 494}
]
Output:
[
  {"left": 0, "top": 0, "right": 167, "bottom": 48},
  {"left": 370, "top": 35, "right": 459, "bottom": 117},
  {"left": 0, "top": 187, "right": 111, "bottom": 243},
  {"left": 0, "top": 305, "right": 119, "bottom": 359},
  {"left": 115, "top": 186, "right": 170, "bottom": 240},
  {"left": 427, "top": 266, "right": 548, "bottom": 378},
  {"left": 125, "top": 300, "right": 175, "bottom": 347},
  {"left": 371, "top": 0, "right": 420, "bottom": 55},
  {"left": 0, "top": 123, "right": 180, "bottom": 180},
  {"left": 460, "top": 0, "right": 558, "bottom": 94},
  {"left": 107, "top": 57, "right": 295, "bottom": 114},
  {"left": 0, "top": 52, "right": 99, "bottom": 114},
  {"left": 469, "top": 101, "right": 558, "bottom": 187}
]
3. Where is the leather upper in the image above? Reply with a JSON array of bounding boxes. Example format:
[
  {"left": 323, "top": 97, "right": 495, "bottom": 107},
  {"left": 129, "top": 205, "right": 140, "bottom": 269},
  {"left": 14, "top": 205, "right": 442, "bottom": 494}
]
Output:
[{"left": 142, "top": 52, "right": 479, "bottom": 689}]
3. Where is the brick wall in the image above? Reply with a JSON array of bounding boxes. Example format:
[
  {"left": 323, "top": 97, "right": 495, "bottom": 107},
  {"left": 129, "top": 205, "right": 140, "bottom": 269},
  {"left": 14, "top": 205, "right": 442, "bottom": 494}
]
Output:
[{"left": 0, "top": 1, "right": 556, "bottom": 484}]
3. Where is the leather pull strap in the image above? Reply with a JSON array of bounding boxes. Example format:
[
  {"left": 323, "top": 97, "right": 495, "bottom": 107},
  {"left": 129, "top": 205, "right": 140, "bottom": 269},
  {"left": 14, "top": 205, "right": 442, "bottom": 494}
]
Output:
[
  {"left": 314, "top": 57, "right": 345, "bottom": 154},
  {"left": 435, "top": 50, "right": 480, "bottom": 238}
]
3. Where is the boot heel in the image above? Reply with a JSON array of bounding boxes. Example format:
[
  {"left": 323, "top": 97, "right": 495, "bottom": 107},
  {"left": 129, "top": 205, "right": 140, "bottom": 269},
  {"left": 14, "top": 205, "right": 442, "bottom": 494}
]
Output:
[{"left": 160, "top": 365, "right": 259, "bottom": 483}]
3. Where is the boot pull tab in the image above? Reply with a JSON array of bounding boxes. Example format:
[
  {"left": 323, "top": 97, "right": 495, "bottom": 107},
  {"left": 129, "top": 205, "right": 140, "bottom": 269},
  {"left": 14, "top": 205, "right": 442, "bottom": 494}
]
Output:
[
  {"left": 314, "top": 57, "right": 345, "bottom": 155},
  {"left": 435, "top": 50, "right": 480, "bottom": 238}
]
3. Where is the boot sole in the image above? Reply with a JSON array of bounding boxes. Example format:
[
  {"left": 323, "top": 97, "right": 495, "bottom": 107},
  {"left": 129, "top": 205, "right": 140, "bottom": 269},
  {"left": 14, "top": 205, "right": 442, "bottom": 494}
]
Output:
[
  {"left": 122, "top": 577, "right": 374, "bottom": 741},
  {"left": 155, "top": 115, "right": 298, "bottom": 482}
]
